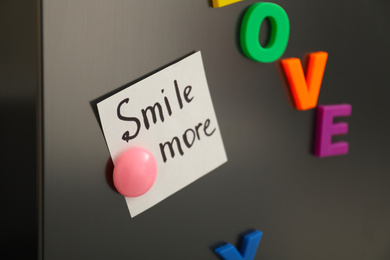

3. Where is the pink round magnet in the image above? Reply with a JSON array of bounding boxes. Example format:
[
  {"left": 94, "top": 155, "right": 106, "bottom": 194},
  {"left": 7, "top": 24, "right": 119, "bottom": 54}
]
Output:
[{"left": 113, "top": 147, "right": 157, "bottom": 197}]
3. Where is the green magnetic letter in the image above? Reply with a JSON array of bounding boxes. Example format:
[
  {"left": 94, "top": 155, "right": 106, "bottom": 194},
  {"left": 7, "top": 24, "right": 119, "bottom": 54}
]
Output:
[{"left": 240, "top": 2, "right": 290, "bottom": 63}]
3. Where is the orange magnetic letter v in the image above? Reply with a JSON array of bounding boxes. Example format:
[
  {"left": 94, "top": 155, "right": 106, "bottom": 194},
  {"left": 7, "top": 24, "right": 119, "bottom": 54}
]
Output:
[{"left": 281, "top": 51, "right": 328, "bottom": 110}]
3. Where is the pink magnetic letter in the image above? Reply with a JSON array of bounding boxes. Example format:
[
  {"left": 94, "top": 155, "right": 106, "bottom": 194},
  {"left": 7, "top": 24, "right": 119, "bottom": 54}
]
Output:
[{"left": 315, "top": 104, "right": 352, "bottom": 157}]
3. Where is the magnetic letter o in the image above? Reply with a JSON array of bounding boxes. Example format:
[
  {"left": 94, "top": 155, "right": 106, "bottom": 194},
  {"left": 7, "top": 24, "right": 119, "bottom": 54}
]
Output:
[{"left": 240, "top": 2, "right": 290, "bottom": 63}]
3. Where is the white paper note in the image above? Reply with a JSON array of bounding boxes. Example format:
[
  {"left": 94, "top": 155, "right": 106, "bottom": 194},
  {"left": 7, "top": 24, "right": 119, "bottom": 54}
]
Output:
[{"left": 97, "top": 51, "right": 227, "bottom": 217}]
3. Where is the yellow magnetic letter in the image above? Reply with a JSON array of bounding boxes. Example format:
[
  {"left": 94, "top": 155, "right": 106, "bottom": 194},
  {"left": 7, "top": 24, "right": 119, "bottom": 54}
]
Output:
[{"left": 212, "top": 0, "right": 244, "bottom": 8}]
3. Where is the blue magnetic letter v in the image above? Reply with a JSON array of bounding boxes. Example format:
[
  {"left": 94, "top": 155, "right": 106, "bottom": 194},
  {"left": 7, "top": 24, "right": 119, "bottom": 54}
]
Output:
[{"left": 214, "top": 230, "right": 263, "bottom": 260}]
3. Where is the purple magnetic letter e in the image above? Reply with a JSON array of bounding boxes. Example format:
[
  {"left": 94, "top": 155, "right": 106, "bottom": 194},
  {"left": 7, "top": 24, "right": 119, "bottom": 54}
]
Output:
[{"left": 315, "top": 104, "right": 352, "bottom": 157}]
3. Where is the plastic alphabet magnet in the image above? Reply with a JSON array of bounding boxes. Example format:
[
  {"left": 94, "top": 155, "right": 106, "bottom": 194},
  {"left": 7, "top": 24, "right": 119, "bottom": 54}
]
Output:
[{"left": 315, "top": 104, "right": 352, "bottom": 157}]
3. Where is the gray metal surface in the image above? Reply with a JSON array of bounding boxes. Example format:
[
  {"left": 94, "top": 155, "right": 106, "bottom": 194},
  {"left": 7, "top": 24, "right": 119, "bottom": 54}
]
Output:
[{"left": 42, "top": 0, "right": 390, "bottom": 259}]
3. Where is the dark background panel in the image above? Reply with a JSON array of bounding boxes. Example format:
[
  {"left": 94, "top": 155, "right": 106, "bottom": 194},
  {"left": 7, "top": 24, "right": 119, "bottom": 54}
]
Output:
[{"left": 0, "top": 0, "right": 39, "bottom": 259}]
